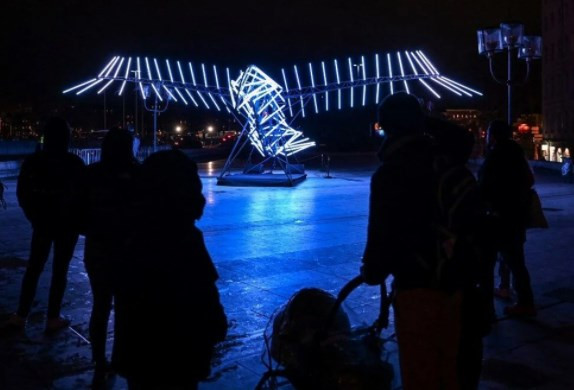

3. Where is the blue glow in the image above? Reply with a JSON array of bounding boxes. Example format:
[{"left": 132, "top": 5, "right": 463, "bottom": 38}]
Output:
[
  {"left": 118, "top": 57, "right": 132, "bottom": 96},
  {"left": 63, "top": 78, "right": 97, "bottom": 94},
  {"left": 151, "top": 83, "right": 163, "bottom": 101},
  {"left": 177, "top": 61, "right": 186, "bottom": 83},
  {"left": 145, "top": 57, "right": 152, "bottom": 80},
  {"left": 308, "top": 63, "right": 319, "bottom": 114},
  {"left": 154, "top": 58, "right": 163, "bottom": 81},
  {"left": 166, "top": 59, "right": 174, "bottom": 82},
  {"left": 184, "top": 89, "right": 199, "bottom": 107},
  {"left": 397, "top": 52, "right": 410, "bottom": 94},
  {"left": 361, "top": 55, "right": 366, "bottom": 106},
  {"left": 375, "top": 54, "right": 380, "bottom": 104},
  {"left": 98, "top": 57, "right": 118, "bottom": 78},
  {"left": 334, "top": 59, "right": 341, "bottom": 109},
  {"left": 173, "top": 87, "right": 188, "bottom": 105},
  {"left": 189, "top": 63, "right": 197, "bottom": 85},
  {"left": 387, "top": 53, "right": 394, "bottom": 95},
  {"left": 293, "top": 65, "right": 305, "bottom": 118},
  {"left": 321, "top": 61, "right": 328, "bottom": 111},
  {"left": 281, "top": 68, "right": 294, "bottom": 117},
  {"left": 348, "top": 57, "right": 354, "bottom": 108}
]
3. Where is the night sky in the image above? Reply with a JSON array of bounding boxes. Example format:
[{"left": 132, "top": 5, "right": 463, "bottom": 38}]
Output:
[{"left": 0, "top": 0, "right": 541, "bottom": 130}]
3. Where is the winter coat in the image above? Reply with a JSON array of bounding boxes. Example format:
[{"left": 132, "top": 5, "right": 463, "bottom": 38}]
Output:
[{"left": 362, "top": 134, "right": 439, "bottom": 290}]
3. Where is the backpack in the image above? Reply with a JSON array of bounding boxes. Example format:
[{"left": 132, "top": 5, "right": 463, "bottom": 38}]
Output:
[{"left": 431, "top": 147, "right": 482, "bottom": 293}]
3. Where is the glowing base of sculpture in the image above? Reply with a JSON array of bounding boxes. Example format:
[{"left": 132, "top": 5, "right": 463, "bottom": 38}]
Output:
[{"left": 217, "top": 173, "right": 307, "bottom": 187}]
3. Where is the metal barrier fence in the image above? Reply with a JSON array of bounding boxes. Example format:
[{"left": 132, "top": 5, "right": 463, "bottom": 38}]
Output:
[{"left": 70, "top": 145, "right": 172, "bottom": 165}]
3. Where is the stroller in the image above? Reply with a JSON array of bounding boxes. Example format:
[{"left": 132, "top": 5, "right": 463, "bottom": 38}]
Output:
[{"left": 256, "top": 276, "right": 395, "bottom": 389}]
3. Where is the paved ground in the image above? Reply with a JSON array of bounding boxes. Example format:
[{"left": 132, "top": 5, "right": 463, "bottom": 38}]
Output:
[{"left": 1, "top": 155, "right": 573, "bottom": 389}]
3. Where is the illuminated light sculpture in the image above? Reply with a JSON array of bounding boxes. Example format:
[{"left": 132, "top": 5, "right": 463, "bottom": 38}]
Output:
[
  {"left": 63, "top": 50, "right": 481, "bottom": 186},
  {"left": 230, "top": 66, "right": 315, "bottom": 158}
]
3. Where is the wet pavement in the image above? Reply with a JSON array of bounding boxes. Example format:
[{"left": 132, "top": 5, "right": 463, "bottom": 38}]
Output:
[{"left": 1, "top": 154, "right": 574, "bottom": 389}]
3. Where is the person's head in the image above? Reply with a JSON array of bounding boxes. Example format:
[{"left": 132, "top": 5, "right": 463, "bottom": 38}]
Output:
[
  {"left": 101, "top": 127, "right": 134, "bottom": 166},
  {"left": 140, "top": 150, "right": 205, "bottom": 221},
  {"left": 486, "top": 120, "right": 512, "bottom": 148},
  {"left": 42, "top": 117, "right": 71, "bottom": 154},
  {"left": 377, "top": 92, "right": 425, "bottom": 138},
  {"left": 425, "top": 116, "right": 475, "bottom": 165}
]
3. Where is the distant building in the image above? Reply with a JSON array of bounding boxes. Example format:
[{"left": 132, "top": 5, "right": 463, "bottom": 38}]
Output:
[{"left": 542, "top": 0, "right": 574, "bottom": 162}]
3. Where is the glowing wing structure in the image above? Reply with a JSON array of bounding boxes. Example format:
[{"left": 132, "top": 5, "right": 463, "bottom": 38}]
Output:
[{"left": 63, "top": 50, "right": 481, "bottom": 159}]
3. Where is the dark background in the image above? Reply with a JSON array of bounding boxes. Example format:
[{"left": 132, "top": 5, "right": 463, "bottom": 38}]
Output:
[{"left": 0, "top": 0, "right": 541, "bottom": 145}]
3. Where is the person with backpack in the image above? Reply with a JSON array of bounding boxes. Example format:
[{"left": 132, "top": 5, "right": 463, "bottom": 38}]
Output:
[
  {"left": 361, "top": 93, "right": 463, "bottom": 390},
  {"left": 478, "top": 120, "right": 536, "bottom": 317},
  {"left": 6, "top": 117, "right": 86, "bottom": 333},
  {"left": 425, "top": 116, "right": 492, "bottom": 389}
]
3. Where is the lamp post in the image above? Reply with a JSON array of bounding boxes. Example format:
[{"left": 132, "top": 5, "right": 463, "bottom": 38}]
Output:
[{"left": 477, "top": 23, "right": 542, "bottom": 126}]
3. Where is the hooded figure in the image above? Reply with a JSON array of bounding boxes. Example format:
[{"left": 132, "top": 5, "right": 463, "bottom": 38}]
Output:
[{"left": 112, "top": 150, "right": 227, "bottom": 390}]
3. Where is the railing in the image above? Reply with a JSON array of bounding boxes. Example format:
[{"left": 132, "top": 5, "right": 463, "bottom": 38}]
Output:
[{"left": 70, "top": 145, "right": 172, "bottom": 165}]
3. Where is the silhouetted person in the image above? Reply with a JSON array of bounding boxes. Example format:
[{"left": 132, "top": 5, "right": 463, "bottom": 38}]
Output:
[
  {"left": 83, "top": 128, "right": 139, "bottom": 386},
  {"left": 361, "top": 93, "right": 461, "bottom": 390},
  {"left": 426, "top": 116, "right": 491, "bottom": 389},
  {"left": 112, "top": 150, "right": 227, "bottom": 390},
  {"left": 7, "top": 117, "right": 85, "bottom": 333},
  {"left": 478, "top": 120, "right": 536, "bottom": 317}
]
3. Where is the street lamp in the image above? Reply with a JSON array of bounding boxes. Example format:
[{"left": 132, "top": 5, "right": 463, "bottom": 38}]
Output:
[
  {"left": 175, "top": 125, "right": 182, "bottom": 133},
  {"left": 207, "top": 126, "right": 214, "bottom": 133},
  {"left": 477, "top": 22, "right": 542, "bottom": 125}
]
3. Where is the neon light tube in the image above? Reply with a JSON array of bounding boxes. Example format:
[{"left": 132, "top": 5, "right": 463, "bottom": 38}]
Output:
[
  {"left": 63, "top": 78, "right": 97, "bottom": 94},
  {"left": 334, "top": 59, "right": 341, "bottom": 109},
  {"left": 173, "top": 87, "right": 188, "bottom": 105},
  {"left": 348, "top": 57, "right": 354, "bottom": 107},
  {"left": 75, "top": 79, "right": 103, "bottom": 95},
  {"left": 98, "top": 56, "right": 118, "bottom": 78},
  {"left": 177, "top": 61, "right": 186, "bottom": 83},
  {"left": 153, "top": 58, "right": 162, "bottom": 80},
  {"left": 184, "top": 89, "right": 199, "bottom": 107},
  {"left": 189, "top": 63, "right": 197, "bottom": 85},
  {"left": 321, "top": 61, "right": 328, "bottom": 111},
  {"left": 151, "top": 84, "right": 163, "bottom": 101},
  {"left": 145, "top": 57, "right": 152, "bottom": 80},
  {"left": 166, "top": 59, "right": 174, "bottom": 82},
  {"left": 309, "top": 63, "right": 319, "bottom": 113},
  {"left": 375, "top": 54, "right": 380, "bottom": 104},
  {"left": 118, "top": 57, "right": 132, "bottom": 96},
  {"left": 281, "top": 68, "right": 293, "bottom": 117},
  {"left": 361, "top": 55, "right": 367, "bottom": 106},
  {"left": 397, "top": 52, "right": 410, "bottom": 94},
  {"left": 387, "top": 53, "right": 394, "bottom": 95},
  {"left": 294, "top": 65, "right": 305, "bottom": 117}
]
